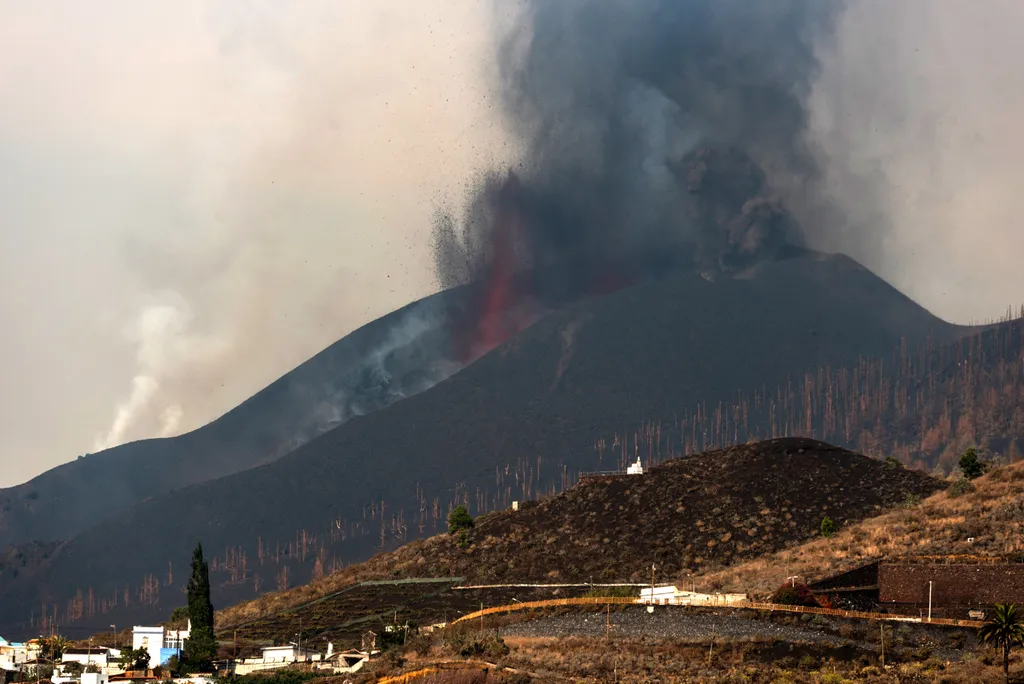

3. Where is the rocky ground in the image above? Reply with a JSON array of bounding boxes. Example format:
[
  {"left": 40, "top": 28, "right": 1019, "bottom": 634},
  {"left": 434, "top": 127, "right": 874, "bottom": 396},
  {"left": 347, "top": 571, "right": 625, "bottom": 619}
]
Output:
[{"left": 500, "top": 606, "right": 866, "bottom": 647}]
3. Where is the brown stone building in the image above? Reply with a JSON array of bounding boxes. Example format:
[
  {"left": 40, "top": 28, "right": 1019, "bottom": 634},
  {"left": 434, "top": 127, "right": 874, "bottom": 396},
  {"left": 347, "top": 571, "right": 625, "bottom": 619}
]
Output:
[{"left": 810, "top": 556, "right": 1024, "bottom": 619}]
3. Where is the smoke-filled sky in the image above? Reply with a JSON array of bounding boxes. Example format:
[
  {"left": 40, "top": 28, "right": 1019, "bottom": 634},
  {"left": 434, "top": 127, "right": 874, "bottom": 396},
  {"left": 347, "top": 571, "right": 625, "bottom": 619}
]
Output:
[{"left": 2, "top": 0, "right": 1024, "bottom": 487}]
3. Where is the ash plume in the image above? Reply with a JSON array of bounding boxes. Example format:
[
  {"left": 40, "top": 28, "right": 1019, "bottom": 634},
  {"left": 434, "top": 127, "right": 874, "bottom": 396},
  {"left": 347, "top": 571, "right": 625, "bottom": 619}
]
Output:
[{"left": 434, "top": 0, "right": 842, "bottom": 357}]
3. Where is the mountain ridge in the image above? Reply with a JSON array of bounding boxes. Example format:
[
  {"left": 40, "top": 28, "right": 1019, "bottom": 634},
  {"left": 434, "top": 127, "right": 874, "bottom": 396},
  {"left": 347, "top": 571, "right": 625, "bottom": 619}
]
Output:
[{"left": 0, "top": 286, "right": 473, "bottom": 549}]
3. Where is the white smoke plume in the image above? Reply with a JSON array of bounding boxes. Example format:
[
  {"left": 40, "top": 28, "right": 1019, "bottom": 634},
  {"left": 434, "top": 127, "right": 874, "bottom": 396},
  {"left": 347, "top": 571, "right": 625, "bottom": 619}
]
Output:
[
  {"left": 94, "top": 292, "right": 226, "bottom": 450},
  {"left": 799, "top": 0, "right": 1024, "bottom": 322}
]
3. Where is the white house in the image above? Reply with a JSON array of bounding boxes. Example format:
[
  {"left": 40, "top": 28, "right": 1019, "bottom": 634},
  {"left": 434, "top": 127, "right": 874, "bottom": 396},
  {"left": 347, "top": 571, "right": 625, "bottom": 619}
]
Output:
[
  {"left": 638, "top": 585, "right": 747, "bottom": 606},
  {"left": 132, "top": 621, "right": 190, "bottom": 667},
  {"left": 626, "top": 458, "right": 644, "bottom": 475},
  {"left": 164, "top": 621, "right": 191, "bottom": 651},
  {"left": 61, "top": 647, "right": 120, "bottom": 669},
  {"left": 259, "top": 645, "right": 318, "bottom": 664},
  {"left": 0, "top": 637, "right": 27, "bottom": 672}
]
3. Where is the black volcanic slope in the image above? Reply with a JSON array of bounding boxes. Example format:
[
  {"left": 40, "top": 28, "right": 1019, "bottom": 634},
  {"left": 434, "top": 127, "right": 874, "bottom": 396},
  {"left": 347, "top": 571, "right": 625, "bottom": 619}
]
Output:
[
  {"left": 0, "top": 250, "right": 962, "bottom": 635},
  {"left": 367, "top": 437, "right": 947, "bottom": 584},
  {"left": 0, "top": 288, "right": 472, "bottom": 549}
]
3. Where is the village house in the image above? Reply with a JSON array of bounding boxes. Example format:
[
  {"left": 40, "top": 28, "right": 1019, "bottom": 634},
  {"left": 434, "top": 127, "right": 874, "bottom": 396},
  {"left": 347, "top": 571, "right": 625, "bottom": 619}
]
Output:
[
  {"left": 638, "top": 585, "right": 747, "bottom": 606},
  {"left": 258, "top": 644, "right": 319, "bottom": 665},
  {"left": 53, "top": 645, "right": 124, "bottom": 681},
  {"left": 60, "top": 647, "right": 121, "bottom": 670},
  {"left": 0, "top": 637, "right": 29, "bottom": 672},
  {"left": 314, "top": 643, "right": 371, "bottom": 675},
  {"left": 132, "top": 621, "right": 191, "bottom": 668}
]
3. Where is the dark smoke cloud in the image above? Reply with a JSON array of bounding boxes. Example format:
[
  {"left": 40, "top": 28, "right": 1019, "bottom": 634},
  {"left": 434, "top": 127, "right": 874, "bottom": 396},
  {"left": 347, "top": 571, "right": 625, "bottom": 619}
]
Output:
[{"left": 433, "top": 0, "right": 845, "bottom": 354}]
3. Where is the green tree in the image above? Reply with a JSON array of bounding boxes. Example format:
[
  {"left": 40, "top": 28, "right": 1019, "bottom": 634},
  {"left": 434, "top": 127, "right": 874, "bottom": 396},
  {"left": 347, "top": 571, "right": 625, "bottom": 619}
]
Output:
[
  {"left": 168, "top": 606, "right": 190, "bottom": 623},
  {"left": 447, "top": 505, "right": 474, "bottom": 535},
  {"left": 62, "top": 662, "right": 84, "bottom": 677},
  {"left": 41, "top": 634, "right": 69, "bottom": 661},
  {"left": 182, "top": 542, "right": 217, "bottom": 672},
  {"left": 979, "top": 603, "right": 1024, "bottom": 684},
  {"left": 118, "top": 647, "right": 150, "bottom": 672},
  {"left": 960, "top": 447, "right": 987, "bottom": 480},
  {"left": 163, "top": 654, "right": 181, "bottom": 677},
  {"left": 820, "top": 516, "right": 837, "bottom": 538}
]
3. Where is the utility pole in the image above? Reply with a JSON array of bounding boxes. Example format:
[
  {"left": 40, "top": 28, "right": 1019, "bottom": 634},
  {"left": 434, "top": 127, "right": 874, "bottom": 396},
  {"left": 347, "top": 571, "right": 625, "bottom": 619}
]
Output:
[
  {"left": 879, "top": 623, "right": 885, "bottom": 667},
  {"left": 606, "top": 603, "right": 611, "bottom": 640},
  {"left": 233, "top": 630, "right": 237, "bottom": 659},
  {"left": 928, "top": 581, "right": 933, "bottom": 622},
  {"left": 480, "top": 603, "right": 484, "bottom": 632},
  {"left": 650, "top": 563, "right": 656, "bottom": 603},
  {"left": 708, "top": 626, "right": 715, "bottom": 665}
]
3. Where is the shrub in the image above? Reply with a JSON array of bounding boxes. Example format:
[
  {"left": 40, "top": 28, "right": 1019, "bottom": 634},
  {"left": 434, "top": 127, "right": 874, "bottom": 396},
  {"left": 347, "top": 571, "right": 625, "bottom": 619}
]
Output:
[
  {"left": 885, "top": 456, "right": 903, "bottom": 469},
  {"left": 798, "top": 654, "right": 818, "bottom": 670},
  {"left": 820, "top": 516, "right": 837, "bottom": 538},
  {"left": 408, "top": 634, "right": 433, "bottom": 657},
  {"left": 947, "top": 477, "right": 975, "bottom": 498},
  {"left": 959, "top": 447, "right": 987, "bottom": 480},
  {"left": 448, "top": 506, "right": 474, "bottom": 534},
  {"left": 458, "top": 634, "right": 509, "bottom": 659},
  {"left": 772, "top": 582, "right": 819, "bottom": 607}
]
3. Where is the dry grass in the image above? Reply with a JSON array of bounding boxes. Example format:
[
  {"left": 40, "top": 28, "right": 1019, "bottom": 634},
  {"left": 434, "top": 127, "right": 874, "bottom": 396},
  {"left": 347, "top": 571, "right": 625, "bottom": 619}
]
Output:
[{"left": 695, "top": 460, "right": 1024, "bottom": 596}]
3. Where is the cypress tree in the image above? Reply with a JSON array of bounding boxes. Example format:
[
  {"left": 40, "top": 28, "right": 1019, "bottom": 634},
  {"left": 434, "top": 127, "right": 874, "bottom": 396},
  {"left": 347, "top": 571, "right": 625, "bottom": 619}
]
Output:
[{"left": 182, "top": 542, "right": 217, "bottom": 671}]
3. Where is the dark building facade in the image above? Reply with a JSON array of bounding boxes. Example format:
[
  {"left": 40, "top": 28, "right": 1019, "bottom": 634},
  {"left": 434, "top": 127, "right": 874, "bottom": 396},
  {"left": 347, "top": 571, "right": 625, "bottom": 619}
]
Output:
[
  {"left": 810, "top": 557, "right": 1024, "bottom": 619},
  {"left": 878, "top": 563, "right": 1024, "bottom": 619}
]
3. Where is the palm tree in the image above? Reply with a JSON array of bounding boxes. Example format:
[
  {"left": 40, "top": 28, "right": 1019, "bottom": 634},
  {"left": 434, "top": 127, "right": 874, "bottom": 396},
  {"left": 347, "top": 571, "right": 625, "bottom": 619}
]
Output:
[
  {"left": 979, "top": 603, "right": 1024, "bottom": 684},
  {"left": 41, "top": 634, "right": 69, "bottom": 661}
]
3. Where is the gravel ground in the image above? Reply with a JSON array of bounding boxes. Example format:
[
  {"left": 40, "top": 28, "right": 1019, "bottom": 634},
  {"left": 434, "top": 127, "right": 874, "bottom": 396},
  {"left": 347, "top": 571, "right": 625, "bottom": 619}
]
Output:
[{"left": 501, "top": 606, "right": 867, "bottom": 649}]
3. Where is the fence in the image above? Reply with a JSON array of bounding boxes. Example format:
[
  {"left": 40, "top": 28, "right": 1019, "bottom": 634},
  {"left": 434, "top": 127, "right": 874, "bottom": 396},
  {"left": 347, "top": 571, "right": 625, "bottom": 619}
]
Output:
[{"left": 451, "top": 597, "right": 985, "bottom": 628}]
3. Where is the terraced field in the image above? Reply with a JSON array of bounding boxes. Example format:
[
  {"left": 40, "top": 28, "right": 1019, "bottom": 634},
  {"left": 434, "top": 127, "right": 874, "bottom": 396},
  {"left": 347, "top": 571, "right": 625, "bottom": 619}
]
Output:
[{"left": 225, "top": 579, "right": 598, "bottom": 649}]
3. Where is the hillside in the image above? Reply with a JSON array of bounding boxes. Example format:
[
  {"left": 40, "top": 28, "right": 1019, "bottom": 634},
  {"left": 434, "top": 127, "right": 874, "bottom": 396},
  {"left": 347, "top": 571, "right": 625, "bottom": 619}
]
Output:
[
  {"left": 696, "top": 454, "right": 1024, "bottom": 596},
  {"left": 0, "top": 250, "right": 966, "bottom": 637},
  {"left": 363, "top": 438, "right": 947, "bottom": 584},
  {"left": 210, "top": 438, "right": 943, "bottom": 634},
  {"left": 0, "top": 287, "right": 473, "bottom": 549}
]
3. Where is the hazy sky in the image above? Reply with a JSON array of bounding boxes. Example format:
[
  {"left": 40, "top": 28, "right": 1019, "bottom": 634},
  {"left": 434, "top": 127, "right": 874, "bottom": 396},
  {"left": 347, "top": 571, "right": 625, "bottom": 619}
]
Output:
[{"left": 3, "top": 1, "right": 1024, "bottom": 487}]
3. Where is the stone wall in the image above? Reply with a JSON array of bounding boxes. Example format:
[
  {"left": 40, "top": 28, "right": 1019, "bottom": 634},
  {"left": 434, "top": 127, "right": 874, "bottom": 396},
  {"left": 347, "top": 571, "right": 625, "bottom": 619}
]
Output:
[{"left": 878, "top": 563, "right": 1024, "bottom": 617}]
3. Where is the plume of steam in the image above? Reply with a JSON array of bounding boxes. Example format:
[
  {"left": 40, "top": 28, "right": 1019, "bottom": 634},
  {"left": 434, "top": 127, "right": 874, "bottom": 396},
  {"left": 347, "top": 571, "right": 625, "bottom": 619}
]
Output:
[{"left": 94, "top": 292, "right": 226, "bottom": 450}]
